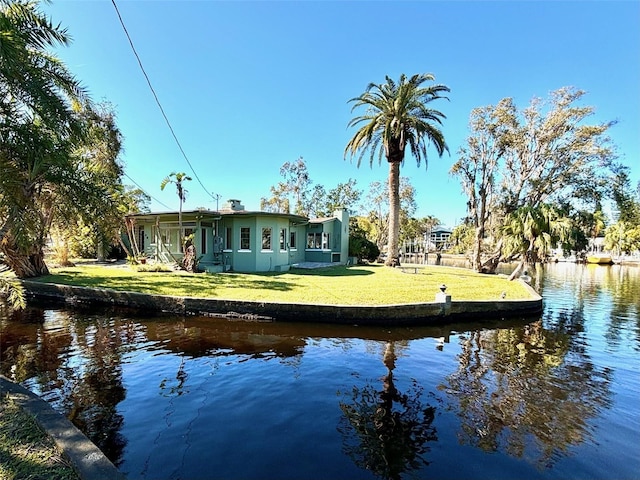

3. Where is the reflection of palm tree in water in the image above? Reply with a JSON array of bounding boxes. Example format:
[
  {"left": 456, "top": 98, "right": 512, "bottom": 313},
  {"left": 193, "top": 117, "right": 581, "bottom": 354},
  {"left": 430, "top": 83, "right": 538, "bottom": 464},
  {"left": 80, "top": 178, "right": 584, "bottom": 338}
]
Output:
[
  {"left": 143, "top": 357, "right": 191, "bottom": 477},
  {"left": 175, "top": 357, "right": 188, "bottom": 394},
  {"left": 338, "top": 342, "right": 437, "bottom": 480},
  {"left": 159, "top": 357, "right": 189, "bottom": 397}
]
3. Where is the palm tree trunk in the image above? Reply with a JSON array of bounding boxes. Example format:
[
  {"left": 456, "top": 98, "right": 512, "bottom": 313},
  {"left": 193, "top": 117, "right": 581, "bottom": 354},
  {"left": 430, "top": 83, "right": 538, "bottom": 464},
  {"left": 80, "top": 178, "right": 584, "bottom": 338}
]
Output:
[
  {"left": 508, "top": 238, "right": 535, "bottom": 280},
  {"left": 386, "top": 161, "right": 401, "bottom": 267},
  {"left": 508, "top": 259, "right": 525, "bottom": 281},
  {"left": 178, "top": 196, "right": 183, "bottom": 254},
  {"left": 0, "top": 239, "right": 49, "bottom": 278}
]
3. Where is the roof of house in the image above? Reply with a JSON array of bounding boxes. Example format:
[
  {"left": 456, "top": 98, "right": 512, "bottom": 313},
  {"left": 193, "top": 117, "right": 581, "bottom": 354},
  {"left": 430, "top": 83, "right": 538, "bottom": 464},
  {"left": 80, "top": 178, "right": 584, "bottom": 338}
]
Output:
[
  {"left": 309, "top": 217, "right": 337, "bottom": 224},
  {"left": 431, "top": 226, "right": 453, "bottom": 234},
  {"left": 126, "top": 208, "right": 308, "bottom": 222}
]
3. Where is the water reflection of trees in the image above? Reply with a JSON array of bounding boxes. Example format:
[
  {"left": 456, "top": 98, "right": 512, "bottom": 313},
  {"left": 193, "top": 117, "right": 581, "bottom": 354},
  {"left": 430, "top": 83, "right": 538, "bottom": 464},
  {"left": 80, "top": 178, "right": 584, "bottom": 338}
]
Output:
[
  {"left": 602, "top": 266, "right": 640, "bottom": 350},
  {"left": 442, "top": 314, "right": 613, "bottom": 467},
  {"left": 540, "top": 263, "right": 640, "bottom": 351},
  {"left": 338, "top": 342, "right": 437, "bottom": 480},
  {"left": 65, "top": 316, "right": 129, "bottom": 464},
  {"left": 0, "top": 308, "right": 128, "bottom": 465},
  {"left": 1, "top": 310, "right": 325, "bottom": 466}
]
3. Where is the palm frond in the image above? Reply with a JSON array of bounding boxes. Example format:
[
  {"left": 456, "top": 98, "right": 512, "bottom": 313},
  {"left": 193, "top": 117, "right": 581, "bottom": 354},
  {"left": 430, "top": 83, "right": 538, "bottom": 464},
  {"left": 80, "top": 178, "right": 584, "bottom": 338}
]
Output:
[{"left": 345, "top": 73, "right": 450, "bottom": 169}]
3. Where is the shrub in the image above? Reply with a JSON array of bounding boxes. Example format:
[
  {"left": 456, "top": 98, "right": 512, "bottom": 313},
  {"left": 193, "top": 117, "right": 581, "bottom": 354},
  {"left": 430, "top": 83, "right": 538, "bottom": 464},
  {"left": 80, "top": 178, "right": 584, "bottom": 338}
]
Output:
[{"left": 349, "top": 235, "right": 380, "bottom": 262}]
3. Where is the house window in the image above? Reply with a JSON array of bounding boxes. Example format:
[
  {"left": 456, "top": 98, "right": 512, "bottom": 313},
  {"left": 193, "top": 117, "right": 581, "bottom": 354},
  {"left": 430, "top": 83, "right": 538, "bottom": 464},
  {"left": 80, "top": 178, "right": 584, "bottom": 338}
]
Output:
[
  {"left": 322, "top": 232, "right": 330, "bottom": 250},
  {"left": 306, "top": 232, "right": 330, "bottom": 250},
  {"left": 307, "top": 232, "right": 322, "bottom": 249},
  {"left": 201, "top": 228, "right": 207, "bottom": 255},
  {"left": 279, "top": 228, "right": 286, "bottom": 251},
  {"left": 290, "top": 231, "right": 297, "bottom": 250},
  {"left": 240, "top": 227, "right": 251, "bottom": 250},
  {"left": 159, "top": 228, "right": 180, "bottom": 254},
  {"left": 261, "top": 227, "right": 272, "bottom": 251},
  {"left": 225, "top": 227, "right": 232, "bottom": 250}
]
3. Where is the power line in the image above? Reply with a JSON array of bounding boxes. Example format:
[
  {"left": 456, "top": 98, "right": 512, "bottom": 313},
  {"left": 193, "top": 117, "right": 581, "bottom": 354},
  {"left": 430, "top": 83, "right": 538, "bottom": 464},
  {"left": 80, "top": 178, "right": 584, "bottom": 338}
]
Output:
[
  {"left": 111, "top": 0, "right": 217, "bottom": 204},
  {"left": 124, "top": 173, "right": 172, "bottom": 210}
]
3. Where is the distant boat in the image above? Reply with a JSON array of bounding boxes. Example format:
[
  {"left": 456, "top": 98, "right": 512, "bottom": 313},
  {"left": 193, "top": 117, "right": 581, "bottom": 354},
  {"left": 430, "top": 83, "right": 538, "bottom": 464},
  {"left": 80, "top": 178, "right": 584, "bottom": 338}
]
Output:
[{"left": 586, "top": 253, "right": 613, "bottom": 265}]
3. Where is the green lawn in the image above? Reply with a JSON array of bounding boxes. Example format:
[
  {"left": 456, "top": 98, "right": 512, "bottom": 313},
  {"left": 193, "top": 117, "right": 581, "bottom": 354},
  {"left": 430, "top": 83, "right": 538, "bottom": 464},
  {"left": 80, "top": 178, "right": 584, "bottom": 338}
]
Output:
[
  {"left": 31, "top": 263, "right": 534, "bottom": 305},
  {"left": 0, "top": 394, "right": 79, "bottom": 480}
]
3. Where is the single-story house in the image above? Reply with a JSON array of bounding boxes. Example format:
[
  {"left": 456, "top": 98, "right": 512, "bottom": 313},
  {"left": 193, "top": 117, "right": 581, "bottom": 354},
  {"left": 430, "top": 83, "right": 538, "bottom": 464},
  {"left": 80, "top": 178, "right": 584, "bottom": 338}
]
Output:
[{"left": 126, "top": 199, "right": 349, "bottom": 273}]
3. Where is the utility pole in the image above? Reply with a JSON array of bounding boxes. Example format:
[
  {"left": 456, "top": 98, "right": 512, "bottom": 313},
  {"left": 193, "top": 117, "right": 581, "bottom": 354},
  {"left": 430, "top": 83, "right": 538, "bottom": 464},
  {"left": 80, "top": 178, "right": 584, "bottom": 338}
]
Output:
[{"left": 211, "top": 193, "right": 221, "bottom": 211}]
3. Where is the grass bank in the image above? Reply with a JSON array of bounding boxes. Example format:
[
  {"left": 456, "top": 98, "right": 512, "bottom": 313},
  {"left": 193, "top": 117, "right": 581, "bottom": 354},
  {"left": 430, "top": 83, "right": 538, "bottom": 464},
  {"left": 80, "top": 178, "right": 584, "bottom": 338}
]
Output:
[
  {"left": 31, "top": 263, "right": 533, "bottom": 305},
  {"left": 0, "top": 393, "right": 79, "bottom": 480}
]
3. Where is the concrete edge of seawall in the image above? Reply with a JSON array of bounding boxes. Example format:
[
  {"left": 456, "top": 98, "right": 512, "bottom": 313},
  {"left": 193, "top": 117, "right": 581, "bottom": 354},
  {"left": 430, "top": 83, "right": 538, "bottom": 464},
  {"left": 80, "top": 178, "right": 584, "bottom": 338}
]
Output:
[
  {"left": 19, "top": 280, "right": 543, "bottom": 325},
  {"left": 0, "top": 375, "right": 127, "bottom": 480}
]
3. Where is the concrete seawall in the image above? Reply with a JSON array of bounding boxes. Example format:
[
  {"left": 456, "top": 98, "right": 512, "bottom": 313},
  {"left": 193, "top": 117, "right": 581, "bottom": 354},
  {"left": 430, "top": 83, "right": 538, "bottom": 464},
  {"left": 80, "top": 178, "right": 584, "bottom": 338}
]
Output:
[
  {"left": 21, "top": 280, "right": 543, "bottom": 325},
  {"left": 0, "top": 375, "right": 126, "bottom": 480}
]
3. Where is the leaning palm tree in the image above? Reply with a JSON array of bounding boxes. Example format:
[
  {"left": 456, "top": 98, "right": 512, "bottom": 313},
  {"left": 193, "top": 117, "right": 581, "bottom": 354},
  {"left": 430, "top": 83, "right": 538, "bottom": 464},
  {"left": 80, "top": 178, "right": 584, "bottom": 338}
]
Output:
[
  {"left": 345, "top": 73, "right": 450, "bottom": 266},
  {"left": 0, "top": 0, "right": 88, "bottom": 278},
  {"left": 160, "top": 172, "right": 192, "bottom": 251},
  {"left": 502, "top": 204, "right": 571, "bottom": 280}
]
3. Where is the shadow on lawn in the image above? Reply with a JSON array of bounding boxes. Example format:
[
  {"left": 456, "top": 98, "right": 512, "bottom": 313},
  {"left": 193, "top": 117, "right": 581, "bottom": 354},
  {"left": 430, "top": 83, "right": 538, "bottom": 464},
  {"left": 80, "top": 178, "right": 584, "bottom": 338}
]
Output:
[
  {"left": 288, "top": 265, "right": 375, "bottom": 277},
  {"left": 36, "top": 271, "right": 296, "bottom": 295},
  {"left": 34, "top": 264, "right": 375, "bottom": 298}
]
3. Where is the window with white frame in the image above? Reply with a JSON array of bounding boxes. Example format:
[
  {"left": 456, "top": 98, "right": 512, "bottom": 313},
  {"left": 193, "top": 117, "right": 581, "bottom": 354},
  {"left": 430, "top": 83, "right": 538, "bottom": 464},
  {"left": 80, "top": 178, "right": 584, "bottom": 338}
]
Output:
[
  {"left": 261, "top": 227, "right": 272, "bottom": 251},
  {"left": 306, "top": 232, "right": 330, "bottom": 250},
  {"left": 290, "top": 231, "right": 297, "bottom": 250},
  {"left": 307, "top": 232, "right": 321, "bottom": 249},
  {"left": 240, "top": 227, "right": 251, "bottom": 250},
  {"left": 279, "top": 228, "right": 286, "bottom": 251},
  {"left": 322, "top": 232, "right": 330, "bottom": 249}
]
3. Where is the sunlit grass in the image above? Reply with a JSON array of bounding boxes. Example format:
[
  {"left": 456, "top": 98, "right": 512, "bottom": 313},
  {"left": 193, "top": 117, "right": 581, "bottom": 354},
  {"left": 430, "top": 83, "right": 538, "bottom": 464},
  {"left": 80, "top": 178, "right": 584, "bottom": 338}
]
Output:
[
  {"left": 31, "top": 263, "right": 534, "bottom": 305},
  {"left": 0, "top": 394, "right": 79, "bottom": 480}
]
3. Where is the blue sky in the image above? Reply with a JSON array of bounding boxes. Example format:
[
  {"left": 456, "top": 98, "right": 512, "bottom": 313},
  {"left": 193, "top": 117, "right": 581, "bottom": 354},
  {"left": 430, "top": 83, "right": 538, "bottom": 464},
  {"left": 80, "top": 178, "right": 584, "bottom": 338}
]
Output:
[{"left": 44, "top": 0, "right": 639, "bottom": 227}]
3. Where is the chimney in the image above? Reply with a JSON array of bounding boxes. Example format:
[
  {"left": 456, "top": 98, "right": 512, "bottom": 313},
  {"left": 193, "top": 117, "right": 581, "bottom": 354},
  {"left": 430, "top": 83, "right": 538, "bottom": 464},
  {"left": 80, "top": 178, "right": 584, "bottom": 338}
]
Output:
[{"left": 223, "top": 199, "right": 245, "bottom": 211}]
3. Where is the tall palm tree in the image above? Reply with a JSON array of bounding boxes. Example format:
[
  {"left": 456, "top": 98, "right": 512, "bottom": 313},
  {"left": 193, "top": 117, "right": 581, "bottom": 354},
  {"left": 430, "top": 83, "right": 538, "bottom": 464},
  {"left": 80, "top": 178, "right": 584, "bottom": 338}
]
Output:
[
  {"left": 345, "top": 73, "right": 450, "bottom": 266},
  {"left": 160, "top": 172, "right": 192, "bottom": 251},
  {"left": 0, "top": 0, "right": 88, "bottom": 278}
]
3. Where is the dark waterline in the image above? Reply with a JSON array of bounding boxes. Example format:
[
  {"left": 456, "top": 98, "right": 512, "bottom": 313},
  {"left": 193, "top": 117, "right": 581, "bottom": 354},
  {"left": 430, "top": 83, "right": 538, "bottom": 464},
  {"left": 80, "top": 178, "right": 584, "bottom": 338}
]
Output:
[{"left": 1, "top": 262, "right": 639, "bottom": 479}]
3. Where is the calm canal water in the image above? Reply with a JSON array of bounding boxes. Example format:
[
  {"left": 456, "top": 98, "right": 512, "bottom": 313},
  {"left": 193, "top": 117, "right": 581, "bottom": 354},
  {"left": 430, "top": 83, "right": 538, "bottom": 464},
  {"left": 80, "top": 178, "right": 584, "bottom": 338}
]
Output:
[{"left": 1, "top": 262, "right": 638, "bottom": 480}]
